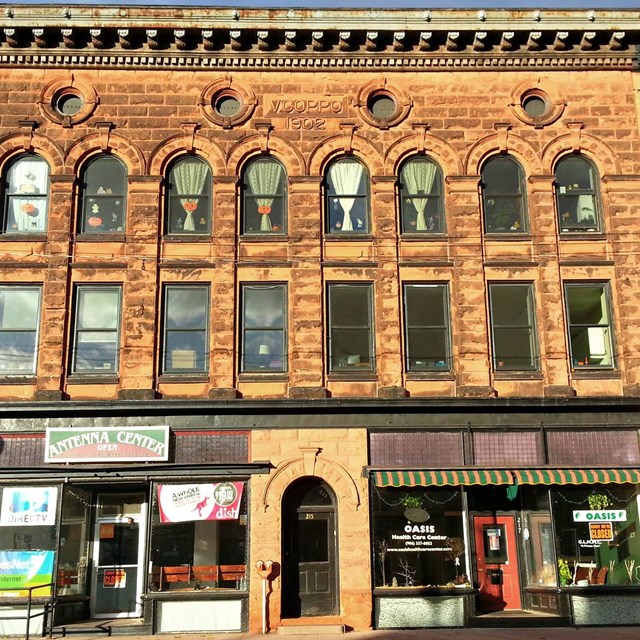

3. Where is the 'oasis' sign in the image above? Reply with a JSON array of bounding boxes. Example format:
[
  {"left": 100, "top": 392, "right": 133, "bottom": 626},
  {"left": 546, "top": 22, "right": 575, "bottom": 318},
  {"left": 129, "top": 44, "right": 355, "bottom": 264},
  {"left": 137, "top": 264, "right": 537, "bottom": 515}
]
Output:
[{"left": 573, "top": 510, "right": 627, "bottom": 523}]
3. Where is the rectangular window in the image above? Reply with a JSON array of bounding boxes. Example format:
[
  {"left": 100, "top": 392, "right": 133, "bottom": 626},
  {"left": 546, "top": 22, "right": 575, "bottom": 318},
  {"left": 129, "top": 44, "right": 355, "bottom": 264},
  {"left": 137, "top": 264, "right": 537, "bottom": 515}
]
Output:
[
  {"left": 162, "top": 285, "right": 209, "bottom": 374},
  {"left": 0, "top": 286, "right": 41, "bottom": 374},
  {"left": 489, "top": 283, "right": 538, "bottom": 371},
  {"left": 240, "top": 284, "right": 286, "bottom": 373},
  {"left": 565, "top": 282, "right": 615, "bottom": 369},
  {"left": 72, "top": 286, "right": 121, "bottom": 374},
  {"left": 328, "top": 284, "right": 374, "bottom": 372},
  {"left": 403, "top": 284, "right": 450, "bottom": 371}
]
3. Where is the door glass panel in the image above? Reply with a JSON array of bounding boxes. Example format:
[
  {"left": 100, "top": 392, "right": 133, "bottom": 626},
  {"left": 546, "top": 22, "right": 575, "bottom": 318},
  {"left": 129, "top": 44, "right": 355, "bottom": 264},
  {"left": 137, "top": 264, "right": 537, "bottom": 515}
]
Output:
[
  {"left": 98, "top": 494, "right": 143, "bottom": 518},
  {"left": 98, "top": 523, "right": 139, "bottom": 565},
  {"left": 299, "top": 518, "right": 328, "bottom": 563},
  {"left": 483, "top": 524, "right": 508, "bottom": 563}
]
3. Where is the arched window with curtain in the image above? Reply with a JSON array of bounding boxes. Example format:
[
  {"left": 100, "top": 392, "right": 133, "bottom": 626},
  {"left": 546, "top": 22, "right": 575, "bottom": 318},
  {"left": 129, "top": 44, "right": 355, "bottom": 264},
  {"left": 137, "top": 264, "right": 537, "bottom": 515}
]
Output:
[
  {"left": 1, "top": 154, "right": 50, "bottom": 234},
  {"left": 325, "top": 157, "right": 369, "bottom": 234},
  {"left": 555, "top": 156, "right": 601, "bottom": 233},
  {"left": 79, "top": 155, "right": 127, "bottom": 234},
  {"left": 481, "top": 156, "right": 528, "bottom": 234},
  {"left": 399, "top": 157, "right": 444, "bottom": 234},
  {"left": 242, "top": 157, "right": 287, "bottom": 235},
  {"left": 165, "top": 156, "right": 212, "bottom": 235}
]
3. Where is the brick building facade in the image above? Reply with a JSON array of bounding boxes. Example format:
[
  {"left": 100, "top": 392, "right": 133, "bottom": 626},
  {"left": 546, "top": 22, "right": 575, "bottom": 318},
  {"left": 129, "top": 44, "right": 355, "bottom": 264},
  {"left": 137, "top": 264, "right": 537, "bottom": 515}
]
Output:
[{"left": 0, "top": 4, "right": 640, "bottom": 635}]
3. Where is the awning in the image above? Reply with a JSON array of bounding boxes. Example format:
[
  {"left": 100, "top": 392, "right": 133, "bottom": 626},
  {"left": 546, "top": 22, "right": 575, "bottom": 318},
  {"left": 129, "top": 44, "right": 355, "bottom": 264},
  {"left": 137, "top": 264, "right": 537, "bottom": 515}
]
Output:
[
  {"left": 371, "top": 469, "right": 513, "bottom": 487},
  {"left": 513, "top": 468, "right": 640, "bottom": 485}
]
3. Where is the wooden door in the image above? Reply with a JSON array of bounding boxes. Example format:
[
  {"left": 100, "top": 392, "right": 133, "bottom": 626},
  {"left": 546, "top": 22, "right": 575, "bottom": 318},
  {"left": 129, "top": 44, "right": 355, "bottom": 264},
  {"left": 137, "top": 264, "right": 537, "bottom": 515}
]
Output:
[{"left": 473, "top": 515, "right": 522, "bottom": 612}]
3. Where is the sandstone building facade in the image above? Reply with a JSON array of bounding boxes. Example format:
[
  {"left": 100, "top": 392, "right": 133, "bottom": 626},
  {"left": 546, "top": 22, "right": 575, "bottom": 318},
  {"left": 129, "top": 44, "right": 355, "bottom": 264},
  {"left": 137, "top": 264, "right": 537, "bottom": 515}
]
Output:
[{"left": 0, "top": 4, "right": 640, "bottom": 635}]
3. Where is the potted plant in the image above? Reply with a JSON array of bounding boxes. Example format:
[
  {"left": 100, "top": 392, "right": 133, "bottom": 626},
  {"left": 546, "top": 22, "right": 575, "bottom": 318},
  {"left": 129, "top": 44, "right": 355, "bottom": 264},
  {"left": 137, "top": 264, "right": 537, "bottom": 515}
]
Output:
[
  {"left": 558, "top": 558, "right": 573, "bottom": 586},
  {"left": 588, "top": 492, "right": 609, "bottom": 510}
]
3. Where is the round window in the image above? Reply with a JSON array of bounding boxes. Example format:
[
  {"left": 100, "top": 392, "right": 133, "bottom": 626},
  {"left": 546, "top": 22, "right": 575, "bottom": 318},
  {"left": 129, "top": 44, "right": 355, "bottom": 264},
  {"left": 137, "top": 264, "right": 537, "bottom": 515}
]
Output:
[
  {"left": 522, "top": 94, "right": 548, "bottom": 118},
  {"left": 367, "top": 94, "right": 397, "bottom": 120},
  {"left": 54, "top": 92, "right": 84, "bottom": 116},
  {"left": 214, "top": 94, "right": 242, "bottom": 117}
]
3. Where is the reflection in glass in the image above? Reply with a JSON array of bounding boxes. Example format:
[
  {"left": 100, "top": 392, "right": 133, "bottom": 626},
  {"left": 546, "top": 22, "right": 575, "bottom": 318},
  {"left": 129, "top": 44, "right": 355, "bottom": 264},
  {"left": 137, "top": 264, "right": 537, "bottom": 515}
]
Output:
[{"left": 482, "top": 157, "right": 527, "bottom": 233}]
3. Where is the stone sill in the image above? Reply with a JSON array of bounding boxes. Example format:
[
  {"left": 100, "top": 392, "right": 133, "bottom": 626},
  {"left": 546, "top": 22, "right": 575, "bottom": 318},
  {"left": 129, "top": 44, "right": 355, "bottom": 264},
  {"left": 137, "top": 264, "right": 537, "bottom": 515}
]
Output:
[
  {"left": 66, "top": 374, "right": 119, "bottom": 384},
  {"left": 406, "top": 372, "right": 455, "bottom": 381},
  {"left": 0, "top": 376, "right": 36, "bottom": 384},
  {"left": 76, "top": 234, "right": 126, "bottom": 242}
]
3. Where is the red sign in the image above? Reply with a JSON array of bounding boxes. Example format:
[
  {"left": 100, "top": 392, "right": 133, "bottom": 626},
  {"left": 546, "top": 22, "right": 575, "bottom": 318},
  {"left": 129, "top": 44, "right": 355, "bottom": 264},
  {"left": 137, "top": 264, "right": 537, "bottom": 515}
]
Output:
[
  {"left": 589, "top": 522, "right": 614, "bottom": 542},
  {"left": 103, "top": 569, "right": 126, "bottom": 589}
]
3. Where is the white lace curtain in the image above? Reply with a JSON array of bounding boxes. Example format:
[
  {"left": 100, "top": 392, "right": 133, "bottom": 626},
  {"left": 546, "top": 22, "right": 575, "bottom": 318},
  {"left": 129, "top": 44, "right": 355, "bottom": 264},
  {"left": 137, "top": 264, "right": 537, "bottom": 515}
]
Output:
[
  {"left": 8, "top": 158, "right": 49, "bottom": 232},
  {"left": 246, "top": 160, "right": 284, "bottom": 232},
  {"left": 173, "top": 158, "right": 209, "bottom": 231},
  {"left": 328, "top": 160, "right": 364, "bottom": 232},
  {"left": 401, "top": 160, "right": 436, "bottom": 231}
]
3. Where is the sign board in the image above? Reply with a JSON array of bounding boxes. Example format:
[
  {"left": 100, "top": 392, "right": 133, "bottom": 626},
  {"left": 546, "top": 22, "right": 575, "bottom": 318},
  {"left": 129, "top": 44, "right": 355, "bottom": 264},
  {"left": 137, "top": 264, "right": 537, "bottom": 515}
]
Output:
[
  {"left": 0, "top": 550, "right": 54, "bottom": 596},
  {"left": 103, "top": 569, "right": 126, "bottom": 589},
  {"left": 0, "top": 487, "right": 58, "bottom": 527},
  {"left": 157, "top": 482, "right": 244, "bottom": 523},
  {"left": 45, "top": 426, "right": 169, "bottom": 462},
  {"left": 573, "top": 510, "right": 627, "bottom": 523},
  {"left": 387, "top": 524, "right": 451, "bottom": 553},
  {"left": 589, "top": 522, "right": 614, "bottom": 542}
]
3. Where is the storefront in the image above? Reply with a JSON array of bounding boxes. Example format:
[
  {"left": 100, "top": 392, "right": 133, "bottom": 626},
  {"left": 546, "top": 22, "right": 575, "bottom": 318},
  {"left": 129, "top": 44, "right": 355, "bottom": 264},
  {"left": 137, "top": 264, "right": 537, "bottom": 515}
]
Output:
[{"left": 369, "top": 469, "right": 640, "bottom": 628}]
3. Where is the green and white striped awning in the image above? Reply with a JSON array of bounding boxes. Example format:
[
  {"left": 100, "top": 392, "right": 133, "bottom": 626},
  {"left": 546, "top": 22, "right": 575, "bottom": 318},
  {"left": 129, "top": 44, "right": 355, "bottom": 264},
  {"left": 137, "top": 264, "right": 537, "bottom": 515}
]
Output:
[
  {"left": 371, "top": 469, "right": 513, "bottom": 487},
  {"left": 513, "top": 468, "right": 640, "bottom": 485}
]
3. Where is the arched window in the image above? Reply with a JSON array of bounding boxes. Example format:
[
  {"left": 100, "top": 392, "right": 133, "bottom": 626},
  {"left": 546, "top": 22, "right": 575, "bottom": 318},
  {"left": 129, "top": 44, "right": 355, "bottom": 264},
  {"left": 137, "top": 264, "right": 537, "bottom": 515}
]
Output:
[
  {"left": 555, "top": 156, "right": 601, "bottom": 233},
  {"left": 241, "top": 157, "right": 287, "bottom": 235},
  {"left": 165, "top": 156, "right": 212, "bottom": 235},
  {"left": 1, "top": 154, "right": 49, "bottom": 234},
  {"left": 79, "top": 155, "right": 127, "bottom": 234},
  {"left": 399, "top": 157, "right": 444, "bottom": 234},
  {"left": 481, "top": 156, "right": 527, "bottom": 234},
  {"left": 325, "top": 158, "right": 369, "bottom": 234}
]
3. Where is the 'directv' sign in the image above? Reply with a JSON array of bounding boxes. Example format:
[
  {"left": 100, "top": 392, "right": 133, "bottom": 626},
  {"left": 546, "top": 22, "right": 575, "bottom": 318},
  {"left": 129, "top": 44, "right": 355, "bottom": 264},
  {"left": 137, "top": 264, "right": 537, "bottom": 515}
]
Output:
[{"left": 45, "top": 426, "right": 170, "bottom": 463}]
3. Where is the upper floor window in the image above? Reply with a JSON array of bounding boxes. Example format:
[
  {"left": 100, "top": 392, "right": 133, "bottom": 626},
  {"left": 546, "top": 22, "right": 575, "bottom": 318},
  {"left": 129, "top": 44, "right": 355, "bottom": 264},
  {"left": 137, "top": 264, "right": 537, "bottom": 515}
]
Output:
[
  {"left": 165, "top": 157, "right": 212, "bottom": 235},
  {"left": 240, "top": 284, "right": 286, "bottom": 373},
  {"left": 555, "top": 156, "right": 601, "bottom": 233},
  {"left": 242, "top": 158, "right": 286, "bottom": 235},
  {"left": 399, "top": 158, "right": 444, "bottom": 234},
  {"left": 489, "top": 283, "right": 538, "bottom": 371},
  {"left": 0, "top": 285, "right": 41, "bottom": 375},
  {"left": 71, "top": 286, "right": 121, "bottom": 374},
  {"left": 1, "top": 154, "right": 49, "bottom": 234},
  {"left": 403, "top": 284, "right": 451, "bottom": 371},
  {"left": 79, "top": 155, "right": 127, "bottom": 234},
  {"left": 162, "top": 285, "right": 209, "bottom": 374},
  {"left": 565, "top": 282, "right": 615, "bottom": 369},
  {"left": 326, "top": 158, "right": 369, "bottom": 234},
  {"left": 481, "top": 156, "right": 527, "bottom": 234},
  {"left": 328, "top": 283, "right": 374, "bottom": 372}
]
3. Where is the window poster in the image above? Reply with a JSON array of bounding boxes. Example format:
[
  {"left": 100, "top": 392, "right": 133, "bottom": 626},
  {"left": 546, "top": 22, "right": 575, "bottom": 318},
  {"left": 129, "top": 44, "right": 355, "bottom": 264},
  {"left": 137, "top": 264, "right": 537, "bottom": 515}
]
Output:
[
  {"left": 0, "top": 487, "right": 58, "bottom": 527},
  {"left": 0, "top": 550, "right": 54, "bottom": 596},
  {"left": 157, "top": 482, "right": 244, "bottom": 523}
]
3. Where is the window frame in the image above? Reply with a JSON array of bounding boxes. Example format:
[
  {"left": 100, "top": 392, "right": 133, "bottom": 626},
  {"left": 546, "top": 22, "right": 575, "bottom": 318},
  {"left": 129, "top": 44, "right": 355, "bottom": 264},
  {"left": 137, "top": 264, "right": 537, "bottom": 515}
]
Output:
[
  {"left": 70, "top": 285, "right": 122, "bottom": 375},
  {"left": 555, "top": 156, "right": 602, "bottom": 234},
  {"left": 241, "top": 157, "right": 287, "bottom": 236},
  {"left": 327, "top": 283, "right": 375, "bottom": 373},
  {"left": 481, "top": 156, "right": 528, "bottom": 234},
  {"left": 164, "top": 156, "right": 213, "bottom": 236},
  {"left": 325, "top": 157, "right": 370, "bottom": 235},
  {"left": 1, "top": 154, "right": 50, "bottom": 234},
  {"left": 399, "top": 157, "right": 445, "bottom": 235},
  {"left": 0, "top": 285, "right": 42, "bottom": 375},
  {"left": 403, "top": 283, "right": 451, "bottom": 372},
  {"left": 161, "top": 284, "right": 210, "bottom": 375},
  {"left": 488, "top": 282, "right": 539, "bottom": 372},
  {"left": 239, "top": 284, "right": 287, "bottom": 374},
  {"left": 564, "top": 282, "right": 616, "bottom": 370}
]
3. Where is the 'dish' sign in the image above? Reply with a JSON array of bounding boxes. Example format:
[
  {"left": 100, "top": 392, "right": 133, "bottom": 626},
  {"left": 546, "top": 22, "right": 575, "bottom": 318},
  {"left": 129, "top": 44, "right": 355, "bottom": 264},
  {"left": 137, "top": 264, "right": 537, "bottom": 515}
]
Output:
[
  {"left": 45, "top": 426, "right": 170, "bottom": 462},
  {"left": 573, "top": 510, "right": 627, "bottom": 523}
]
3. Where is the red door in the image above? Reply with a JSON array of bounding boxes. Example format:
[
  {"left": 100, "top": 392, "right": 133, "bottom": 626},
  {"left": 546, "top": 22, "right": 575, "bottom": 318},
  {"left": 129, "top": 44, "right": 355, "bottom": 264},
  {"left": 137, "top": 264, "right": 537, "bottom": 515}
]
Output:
[{"left": 473, "top": 515, "right": 522, "bottom": 612}]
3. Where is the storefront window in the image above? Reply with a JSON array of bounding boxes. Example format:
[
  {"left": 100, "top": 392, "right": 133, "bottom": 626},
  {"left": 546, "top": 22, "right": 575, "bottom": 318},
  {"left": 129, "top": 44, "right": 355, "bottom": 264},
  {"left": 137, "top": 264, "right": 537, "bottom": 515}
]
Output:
[
  {"left": 371, "top": 486, "right": 466, "bottom": 588},
  {"left": 149, "top": 481, "right": 248, "bottom": 591},
  {"left": 58, "top": 486, "right": 91, "bottom": 595},
  {"left": 552, "top": 484, "right": 639, "bottom": 587}
]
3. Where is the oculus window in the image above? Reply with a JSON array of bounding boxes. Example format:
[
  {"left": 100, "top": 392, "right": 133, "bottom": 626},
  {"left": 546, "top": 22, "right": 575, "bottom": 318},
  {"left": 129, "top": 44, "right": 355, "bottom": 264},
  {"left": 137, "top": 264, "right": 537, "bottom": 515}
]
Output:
[
  {"left": 79, "top": 156, "right": 127, "bottom": 234},
  {"left": 565, "top": 282, "right": 615, "bottom": 369},
  {"left": 162, "top": 285, "right": 209, "bottom": 374},
  {"left": 489, "top": 283, "right": 538, "bottom": 371},
  {"left": 240, "top": 284, "right": 286, "bottom": 373},
  {"left": 71, "top": 286, "right": 121, "bottom": 374},
  {"left": 242, "top": 158, "right": 286, "bottom": 235},
  {"left": 481, "top": 156, "right": 528, "bottom": 234},
  {"left": 1, "top": 154, "right": 49, "bottom": 234},
  {"left": 555, "top": 156, "right": 601, "bottom": 233},
  {"left": 399, "top": 158, "right": 444, "bottom": 234},
  {"left": 328, "top": 284, "right": 374, "bottom": 372},
  {"left": 0, "top": 286, "right": 41, "bottom": 375},
  {"left": 403, "top": 284, "right": 451, "bottom": 372},
  {"left": 326, "top": 158, "right": 369, "bottom": 234},
  {"left": 165, "top": 157, "right": 212, "bottom": 235}
]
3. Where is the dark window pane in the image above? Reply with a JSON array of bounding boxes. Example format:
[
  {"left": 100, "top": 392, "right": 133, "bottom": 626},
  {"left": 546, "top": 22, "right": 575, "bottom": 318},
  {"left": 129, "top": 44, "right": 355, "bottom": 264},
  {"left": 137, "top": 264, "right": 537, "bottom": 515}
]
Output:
[
  {"left": 80, "top": 156, "right": 127, "bottom": 233},
  {"left": 298, "top": 519, "right": 329, "bottom": 563},
  {"left": 556, "top": 157, "right": 600, "bottom": 233},
  {"left": 482, "top": 157, "right": 527, "bottom": 233}
]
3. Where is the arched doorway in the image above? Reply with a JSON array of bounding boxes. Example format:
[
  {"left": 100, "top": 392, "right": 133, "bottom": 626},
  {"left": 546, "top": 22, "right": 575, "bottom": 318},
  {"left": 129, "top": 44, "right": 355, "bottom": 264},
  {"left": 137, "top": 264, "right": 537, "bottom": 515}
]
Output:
[{"left": 281, "top": 477, "right": 338, "bottom": 618}]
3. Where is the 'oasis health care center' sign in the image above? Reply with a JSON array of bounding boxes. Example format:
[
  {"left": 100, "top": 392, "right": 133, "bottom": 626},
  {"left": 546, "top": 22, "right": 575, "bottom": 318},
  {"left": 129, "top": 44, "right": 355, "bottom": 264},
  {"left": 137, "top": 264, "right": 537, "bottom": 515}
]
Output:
[{"left": 45, "top": 426, "right": 170, "bottom": 462}]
